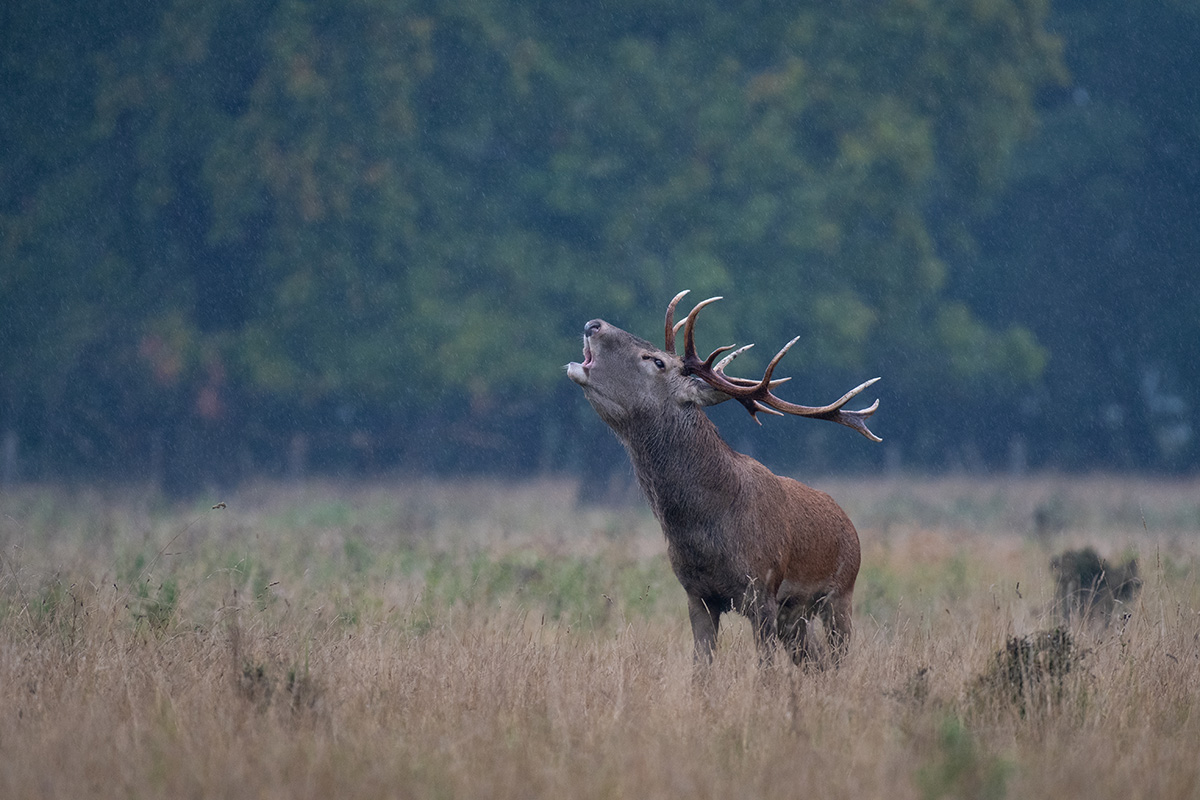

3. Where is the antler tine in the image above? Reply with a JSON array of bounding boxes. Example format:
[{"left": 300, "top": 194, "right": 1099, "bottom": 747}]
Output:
[
  {"left": 682, "top": 296, "right": 723, "bottom": 360},
  {"left": 664, "top": 290, "right": 691, "bottom": 354},
  {"left": 702, "top": 344, "right": 738, "bottom": 369},
  {"left": 681, "top": 297, "right": 746, "bottom": 372},
  {"left": 714, "top": 346, "right": 791, "bottom": 392},
  {"left": 724, "top": 376, "right": 792, "bottom": 390},
  {"left": 760, "top": 336, "right": 801, "bottom": 386},
  {"left": 824, "top": 398, "right": 882, "bottom": 441},
  {"left": 764, "top": 376, "right": 881, "bottom": 416},
  {"left": 714, "top": 343, "right": 754, "bottom": 373},
  {"left": 760, "top": 377, "right": 883, "bottom": 441}
]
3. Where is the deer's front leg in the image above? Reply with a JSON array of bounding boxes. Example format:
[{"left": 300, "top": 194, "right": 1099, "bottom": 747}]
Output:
[{"left": 687, "top": 595, "right": 721, "bottom": 665}]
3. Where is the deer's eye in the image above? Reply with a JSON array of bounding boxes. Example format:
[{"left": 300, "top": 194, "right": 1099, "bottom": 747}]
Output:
[{"left": 643, "top": 355, "right": 666, "bottom": 370}]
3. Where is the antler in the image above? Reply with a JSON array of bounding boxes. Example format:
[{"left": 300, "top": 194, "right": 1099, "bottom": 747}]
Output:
[
  {"left": 664, "top": 290, "right": 691, "bottom": 354},
  {"left": 666, "top": 292, "right": 882, "bottom": 442}
]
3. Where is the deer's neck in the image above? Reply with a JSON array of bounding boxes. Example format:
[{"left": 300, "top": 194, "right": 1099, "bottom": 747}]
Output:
[{"left": 614, "top": 405, "right": 741, "bottom": 529}]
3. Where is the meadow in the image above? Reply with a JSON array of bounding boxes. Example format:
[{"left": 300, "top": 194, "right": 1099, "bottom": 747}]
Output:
[{"left": 1, "top": 474, "right": 1198, "bottom": 799}]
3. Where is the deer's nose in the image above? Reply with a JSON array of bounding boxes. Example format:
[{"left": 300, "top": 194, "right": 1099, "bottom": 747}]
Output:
[{"left": 584, "top": 320, "right": 603, "bottom": 337}]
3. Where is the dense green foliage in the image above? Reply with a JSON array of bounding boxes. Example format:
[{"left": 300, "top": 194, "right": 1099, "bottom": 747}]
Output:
[{"left": 1, "top": 0, "right": 1196, "bottom": 486}]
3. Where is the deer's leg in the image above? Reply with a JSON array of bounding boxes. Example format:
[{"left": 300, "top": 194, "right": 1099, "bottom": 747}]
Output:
[
  {"left": 748, "top": 593, "right": 780, "bottom": 666},
  {"left": 688, "top": 595, "right": 721, "bottom": 665},
  {"left": 820, "top": 592, "right": 853, "bottom": 667},
  {"left": 777, "top": 597, "right": 812, "bottom": 665}
]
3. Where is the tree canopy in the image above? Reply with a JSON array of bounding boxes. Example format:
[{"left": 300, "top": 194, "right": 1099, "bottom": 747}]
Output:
[{"left": 2, "top": 0, "right": 1196, "bottom": 487}]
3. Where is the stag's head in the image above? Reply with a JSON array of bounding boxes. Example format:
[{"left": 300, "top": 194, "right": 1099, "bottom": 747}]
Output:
[
  {"left": 565, "top": 318, "right": 715, "bottom": 426},
  {"left": 566, "top": 291, "right": 882, "bottom": 440}
]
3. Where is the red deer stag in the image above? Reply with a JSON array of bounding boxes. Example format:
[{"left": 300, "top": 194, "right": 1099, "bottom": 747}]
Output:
[{"left": 566, "top": 291, "right": 881, "bottom": 666}]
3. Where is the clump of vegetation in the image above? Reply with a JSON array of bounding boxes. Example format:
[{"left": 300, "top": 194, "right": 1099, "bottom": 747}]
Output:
[
  {"left": 1051, "top": 547, "right": 1142, "bottom": 626},
  {"left": 229, "top": 619, "right": 321, "bottom": 717},
  {"left": 971, "top": 628, "right": 1083, "bottom": 718},
  {"left": 238, "top": 660, "right": 274, "bottom": 710}
]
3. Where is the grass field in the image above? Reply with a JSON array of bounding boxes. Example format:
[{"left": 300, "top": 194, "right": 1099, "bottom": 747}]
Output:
[{"left": 2, "top": 475, "right": 1198, "bottom": 799}]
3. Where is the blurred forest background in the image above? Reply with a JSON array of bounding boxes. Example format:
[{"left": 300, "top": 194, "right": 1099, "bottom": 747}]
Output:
[{"left": 1, "top": 0, "right": 1197, "bottom": 493}]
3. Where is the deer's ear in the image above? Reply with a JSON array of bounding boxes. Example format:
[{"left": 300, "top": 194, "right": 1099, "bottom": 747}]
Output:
[{"left": 679, "top": 375, "right": 731, "bottom": 408}]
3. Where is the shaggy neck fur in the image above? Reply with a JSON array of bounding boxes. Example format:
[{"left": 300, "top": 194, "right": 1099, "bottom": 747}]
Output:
[{"left": 611, "top": 403, "right": 741, "bottom": 532}]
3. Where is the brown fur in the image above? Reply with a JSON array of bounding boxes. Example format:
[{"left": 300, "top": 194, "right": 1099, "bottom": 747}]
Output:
[{"left": 568, "top": 317, "right": 862, "bottom": 666}]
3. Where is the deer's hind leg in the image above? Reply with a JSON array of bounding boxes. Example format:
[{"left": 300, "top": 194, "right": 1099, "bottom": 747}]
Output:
[
  {"left": 819, "top": 591, "right": 853, "bottom": 667},
  {"left": 777, "top": 595, "right": 816, "bottom": 666},
  {"left": 745, "top": 590, "right": 781, "bottom": 666}
]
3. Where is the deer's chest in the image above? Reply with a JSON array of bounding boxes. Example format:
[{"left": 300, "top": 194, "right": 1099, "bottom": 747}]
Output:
[{"left": 663, "top": 525, "right": 755, "bottom": 602}]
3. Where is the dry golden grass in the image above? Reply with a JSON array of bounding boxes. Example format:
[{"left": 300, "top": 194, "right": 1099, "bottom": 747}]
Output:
[{"left": 2, "top": 475, "right": 1199, "bottom": 799}]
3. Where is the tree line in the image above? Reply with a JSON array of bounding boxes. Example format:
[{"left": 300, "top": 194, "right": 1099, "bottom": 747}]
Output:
[{"left": 2, "top": 0, "right": 1197, "bottom": 490}]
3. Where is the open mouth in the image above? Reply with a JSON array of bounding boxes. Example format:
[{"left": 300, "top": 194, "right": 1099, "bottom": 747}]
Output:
[{"left": 566, "top": 338, "right": 595, "bottom": 387}]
